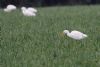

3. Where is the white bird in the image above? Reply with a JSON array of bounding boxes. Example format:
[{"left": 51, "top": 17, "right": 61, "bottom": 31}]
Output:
[
  {"left": 63, "top": 30, "right": 88, "bottom": 40},
  {"left": 21, "top": 7, "right": 36, "bottom": 16},
  {"left": 4, "top": 4, "right": 16, "bottom": 12},
  {"left": 27, "top": 7, "right": 37, "bottom": 13}
]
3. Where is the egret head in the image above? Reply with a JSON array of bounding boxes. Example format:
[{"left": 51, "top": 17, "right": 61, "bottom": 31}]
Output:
[
  {"left": 63, "top": 30, "right": 70, "bottom": 35},
  {"left": 21, "top": 7, "right": 26, "bottom": 10},
  {"left": 83, "top": 34, "right": 88, "bottom": 38},
  {"left": 4, "top": 8, "right": 11, "bottom": 12},
  {"left": 4, "top": 8, "right": 7, "bottom": 11}
]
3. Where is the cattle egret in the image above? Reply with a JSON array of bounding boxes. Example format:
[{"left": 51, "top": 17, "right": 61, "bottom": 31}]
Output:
[
  {"left": 4, "top": 4, "right": 16, "bottom": 12},
  {"left": 21, "top": 7, "right": 36, "bottom": 16},
  {"left": 63, "top": 30, "right": 87, "bottom": 40}
]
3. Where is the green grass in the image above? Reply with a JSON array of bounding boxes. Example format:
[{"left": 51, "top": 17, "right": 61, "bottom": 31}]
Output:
[{"left": 1, "top": 5, "right": 100, "bottom": 67}]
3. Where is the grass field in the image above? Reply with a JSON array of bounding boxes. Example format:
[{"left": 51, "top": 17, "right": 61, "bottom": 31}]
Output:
[{"left": 1, "top": 5, "right": 100, "bottom": 67}]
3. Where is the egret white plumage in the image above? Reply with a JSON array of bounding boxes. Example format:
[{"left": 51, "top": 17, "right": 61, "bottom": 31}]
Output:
[
  {"left": 21, "top": 7, "right": 36, "bottom": 16},
  {"left": 63, "top": 30, "right": 87, "bottom": 40},
  {"left": 4, "top": 4, "right": 16, "bottom": 12},
  {"left": 27, "top": 7, "right": 37, "bottom": 13}
]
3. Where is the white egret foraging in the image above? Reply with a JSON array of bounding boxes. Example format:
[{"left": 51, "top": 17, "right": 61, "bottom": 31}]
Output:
[
  {"left": 21, "top": 7, "right": 36, "bottom": 16},
  {"left": 4, "top": 4, "right": 16, "bottom": 12},
  {"left": 63, "top": 30, "right": 88, "bottom": 40}
]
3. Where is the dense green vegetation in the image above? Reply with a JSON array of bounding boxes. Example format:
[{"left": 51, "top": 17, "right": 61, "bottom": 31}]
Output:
[{"left": 1, "top": 5, "right": 100, "bottom": 67}]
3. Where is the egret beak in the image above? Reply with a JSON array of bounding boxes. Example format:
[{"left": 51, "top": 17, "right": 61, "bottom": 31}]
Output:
[{"left": 58, "top": 32, "right": 65, "bottom": 38}]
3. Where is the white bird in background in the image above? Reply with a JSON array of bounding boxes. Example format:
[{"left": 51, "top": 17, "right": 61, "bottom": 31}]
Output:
[
  {"left": 4, "top": 4, "right": 16, "bottom": 12},
  {"left": 63, "top": 30, "right": 88, "bottom": 40},
  {"left": 27, "top": 7, "right": 37, "bottom": 13},
  {"left": 21, "top": 7, "right": 36, "bottom": 16}
]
